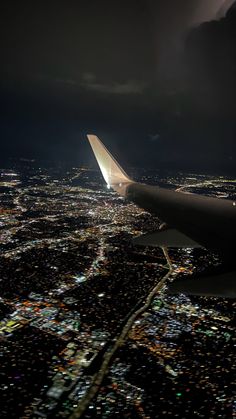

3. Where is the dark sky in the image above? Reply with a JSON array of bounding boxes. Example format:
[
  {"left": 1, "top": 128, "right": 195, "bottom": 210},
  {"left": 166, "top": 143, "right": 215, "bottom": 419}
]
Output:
[{"left": 1, "top": 0, "right": 236, "bottom": 173}]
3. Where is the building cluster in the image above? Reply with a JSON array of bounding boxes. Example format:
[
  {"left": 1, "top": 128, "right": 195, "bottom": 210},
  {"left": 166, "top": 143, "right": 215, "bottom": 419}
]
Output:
[
  {"left": 0, "top": 163, "right": 234, "bottom": 417},
  {"left": 86, "top": 293, "right": 234, "bottom": 418}
]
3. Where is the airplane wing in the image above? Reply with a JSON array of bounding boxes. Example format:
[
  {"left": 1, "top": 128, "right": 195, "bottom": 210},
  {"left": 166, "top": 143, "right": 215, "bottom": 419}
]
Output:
[
  {"left": 87, "top": 134, "right": 133, "bottom": 196},
  {"left": 86, "top": 134, "right": 236, "bottom": 298}
]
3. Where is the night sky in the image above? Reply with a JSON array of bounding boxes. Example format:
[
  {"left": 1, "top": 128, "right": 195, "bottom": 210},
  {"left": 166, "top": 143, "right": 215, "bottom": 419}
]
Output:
[{"left": 1, "top": 0, "right": 236, "bottom": 173}]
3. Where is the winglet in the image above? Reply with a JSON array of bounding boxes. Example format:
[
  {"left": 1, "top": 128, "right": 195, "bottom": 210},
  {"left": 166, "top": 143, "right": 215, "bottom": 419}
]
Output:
[{"left": 87, "top": 134, "right": 133, "bottom": 194}]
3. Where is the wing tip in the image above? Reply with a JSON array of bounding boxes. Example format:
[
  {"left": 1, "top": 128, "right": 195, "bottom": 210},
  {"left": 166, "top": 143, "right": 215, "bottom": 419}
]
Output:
[
  {"left": 86, "top": 133, "right": 133, "bottom": 195},
  {"left": 87, "top": 133, "right": 97, "bottom": 142}
]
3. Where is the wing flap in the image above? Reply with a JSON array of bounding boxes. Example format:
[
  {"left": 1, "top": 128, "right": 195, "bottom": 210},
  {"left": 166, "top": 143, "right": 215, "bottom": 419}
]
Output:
[
  {"left": 167, "top": 270, "right": 236, "bottom": 298},
  {"left": 133, "top": 228, "right": 201, "bottom": 248}
]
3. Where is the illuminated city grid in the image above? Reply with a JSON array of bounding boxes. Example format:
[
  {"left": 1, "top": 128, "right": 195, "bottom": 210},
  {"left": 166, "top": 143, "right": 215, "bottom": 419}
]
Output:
[{"left": 0, "top": 163, "right": 235, "bottom": 418}]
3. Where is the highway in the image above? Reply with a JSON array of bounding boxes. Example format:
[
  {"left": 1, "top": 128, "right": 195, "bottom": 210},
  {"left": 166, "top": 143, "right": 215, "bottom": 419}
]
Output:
[{"left": 69, "top": 247, "right": 174, "bottom": 419}]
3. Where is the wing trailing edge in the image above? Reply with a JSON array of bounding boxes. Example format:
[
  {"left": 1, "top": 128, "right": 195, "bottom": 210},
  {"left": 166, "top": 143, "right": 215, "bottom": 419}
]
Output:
[
  {"left": 133, "top": 228, "right": 201, "bottom": 248},
  {"left": 167, "top": 270, "right": 236, "bottom": 298}
]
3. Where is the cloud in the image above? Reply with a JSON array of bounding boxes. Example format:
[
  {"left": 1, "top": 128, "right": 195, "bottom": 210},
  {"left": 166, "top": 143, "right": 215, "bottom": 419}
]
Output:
[
  {"left": 185, "top": 5, "right": 236, "bottom": 117},
  {"left": 148, "top": 133, "right": 160, "bottom": 142},
  {"left": 216, "top": 0, "right": 236, "bottom": 18},
  {"left": 81, "top": 73, "right": 147, "bottom": 95},
  {"left": 39, "top": 72, "right": 147, "bottom": 95}
]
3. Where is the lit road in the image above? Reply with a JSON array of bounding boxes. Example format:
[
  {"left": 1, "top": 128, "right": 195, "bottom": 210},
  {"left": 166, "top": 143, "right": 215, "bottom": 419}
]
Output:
[
  {"left": 69, "top": 247, "right": 174, "bottom": 419},
  {"left": 175, "top": 178, "right": 235, "bottom": 197}
]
